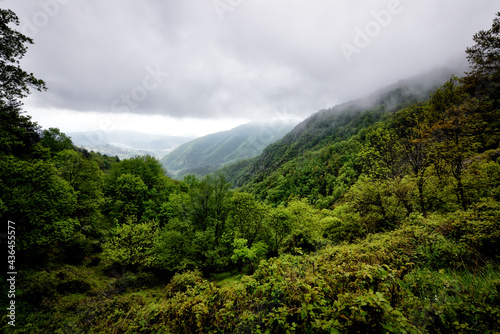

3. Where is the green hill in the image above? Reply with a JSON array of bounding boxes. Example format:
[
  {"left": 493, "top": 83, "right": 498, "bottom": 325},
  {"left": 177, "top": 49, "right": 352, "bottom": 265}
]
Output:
[
  {"left": 160, "top": 121, "right": 296, "bottom": 179},
  {"left": 220, "top": 69, "right": 458, "bottom": 199}
]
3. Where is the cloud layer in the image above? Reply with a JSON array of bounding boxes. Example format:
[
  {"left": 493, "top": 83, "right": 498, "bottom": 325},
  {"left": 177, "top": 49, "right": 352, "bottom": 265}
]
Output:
[{"left": 6, "top": 0, "right": 499, "bottom": 123}]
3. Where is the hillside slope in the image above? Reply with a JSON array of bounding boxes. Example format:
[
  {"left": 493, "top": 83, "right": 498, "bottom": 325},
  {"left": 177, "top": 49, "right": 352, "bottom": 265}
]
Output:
[
  {"left": 221, "top": 69, "right": 459, "bottom": 190},
  {"left": 160, "top": 121, "right": 296, "bottom": 179}
]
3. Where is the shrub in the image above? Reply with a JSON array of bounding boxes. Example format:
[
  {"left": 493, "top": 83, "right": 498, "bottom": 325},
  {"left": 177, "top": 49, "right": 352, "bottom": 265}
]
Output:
[
  {"left": 449, "top": 199, "right": 500, "bottom": 260},
  {"left": 101, "top": 219, "right": 159, "bottom": 269}
]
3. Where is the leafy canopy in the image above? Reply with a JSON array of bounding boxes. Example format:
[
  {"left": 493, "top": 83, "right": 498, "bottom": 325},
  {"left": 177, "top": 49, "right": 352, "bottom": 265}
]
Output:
[{"left": 0, "top": 8, "right": 46, "bottom": 106}]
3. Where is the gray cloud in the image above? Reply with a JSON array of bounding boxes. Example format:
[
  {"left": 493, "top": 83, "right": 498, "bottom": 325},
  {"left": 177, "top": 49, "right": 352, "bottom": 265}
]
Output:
[{"left": 5, "top": 0, "right": 499, "bottom": 121}]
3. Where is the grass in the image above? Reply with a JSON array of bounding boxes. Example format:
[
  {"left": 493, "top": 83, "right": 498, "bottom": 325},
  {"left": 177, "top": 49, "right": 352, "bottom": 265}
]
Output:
[{"left": 210, "top": 271, "right": 245, "bottom": 288}]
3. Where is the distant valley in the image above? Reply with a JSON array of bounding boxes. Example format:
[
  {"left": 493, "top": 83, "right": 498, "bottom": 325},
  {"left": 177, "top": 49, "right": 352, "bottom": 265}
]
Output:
[{"left": 68, "top": 130, "right": 194, "bottom": 160}]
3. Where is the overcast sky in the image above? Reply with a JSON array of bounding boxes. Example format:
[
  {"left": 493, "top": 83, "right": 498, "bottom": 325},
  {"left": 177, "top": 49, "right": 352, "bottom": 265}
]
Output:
[{"left": 4, "top": 0, "right": 499, "bottom": 136}]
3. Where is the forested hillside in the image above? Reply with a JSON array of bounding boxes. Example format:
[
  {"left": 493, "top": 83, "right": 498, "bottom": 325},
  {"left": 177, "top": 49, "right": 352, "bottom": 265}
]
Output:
[
  {"left": 220, "top": 68, "right": 461, "bottom": 190},
  {"left": 1, "top": 7, "right": 500, "bottom": 333},
  {"left": 160, "top": 121, "right": 295, "bottom": 180}
]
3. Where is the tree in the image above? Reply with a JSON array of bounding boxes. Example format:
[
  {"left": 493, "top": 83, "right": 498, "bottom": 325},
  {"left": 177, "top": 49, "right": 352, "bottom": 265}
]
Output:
[
  {"left": 461, "top": 12, "right": 500, "bottom": 145},
  {"left": 40, "top": 128, "right": 73, "bottom": 155},
  {"left": 104, "top": 155, "right": 175, "bottom": 224},
  {"left": 231, "top": 238, "right": 268, "bottom": 273},
  {"left": 392, "top": 105, "right": 432, "bottom": 215},
  {"left": 0, "top": 9, "right": 46, "bottom": 159},
  {"left": 190, "top": 176, "right": 215, "bottom": 231},
  {"left": 359, "top": 126, "right": 403, "bottom": 179},
  {"left": 430, "top": 101, "right": 479, "bottom": 210},
  {"left": 189, "top": 175, "right": 230, "bottom": 232},
  {"left": 0, "top": 8, "right": 46, "bottom": 107},
  {"left": 0, "top": 156, "right": 78, "bottom": 260},
  {"left": 106, "top": 173, "right": 148, "bottom": 223},
  {"left": 282, "top": 198, "right": 323, "bottom": 253},
  {"left": 266, "top": 206, "right": 292, "bottom": 256},
  {"left": 0, "top": 102, "right": 43, "bottom": 158},
  {"left": 102, "top": 219, "right": 158, "bottom": 269},
  {"left": 466, "top": 12, "right": 500, "bottom": 79},
  {"left": 107, "top": 155, "right": 166, "bottom": 190},
  {"left": 344, "top": 177, "right": 408, "bottom": 233},
  {"left": 54, "top": 149, "right": 104, "bottom": 226},
  {"left": 154, "top": 217, "right": 198, "bottom": 272},
  {"left": 211, "top": 174, "right": 231, "bottom": 247},
  {"left": 427, "top": 79, "right": 485, "bottom": 210},
  {"left": 228, "top": 192, "right": 267, "bottom": 248}
]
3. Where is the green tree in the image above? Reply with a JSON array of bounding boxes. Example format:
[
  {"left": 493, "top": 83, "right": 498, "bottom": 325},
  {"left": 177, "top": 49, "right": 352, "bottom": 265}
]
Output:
[
  {"left": 466, "top": 12, "right": 500, "bottom": 80},
  {"left": 231, "top": 238, "right": 268, "bottom": 273},
  {"left": 282, "top": 198, "right": 323, "bottom": 253},
  {"left": 190, "top": 176, "right": 215, "bottom": 231},
  {"left": 154, "top": 218, "right": 198, "bottom": 272},
  {"left": 359, "top": 126, "right": 403, "bottom": 179},
  {"left": 107, "top": 155, "right": 166, "bottom": 190},
  {"left": 102, "top": 219, "right": 158, "bottom": 269},
  {"left": 0, "top": 156, "right": 78, "bottom": 259},
  {"left": 266, "top": 206, "right": 292, "bottom": 256},
  {"left": 104, "top": 155, "right": 176, "bottom": 224},
  {"left": 106, "top": 173, "right": 148, "bottom": 223},
  {"left": 40, "top": 128, "right": 73, "bottom": 155},
  {"left": 54, "top": 149, "right": 104, "bottom": 227},
  {"left": 392, "top": 105, "right": 432, "bottom": 215},
  {"left": 0, "top": 103, "right": 44, "bottom": 159},
  {"left": 461, "top": 12, "right": 500, "bottom": 146},
  {"left": 189, "top": 175, "right": 230, "bottom": 233},
  {"left": 161, "top": 192, "right": 192, "bottom": 225},
  {"left": 0, "top": 8, "right": 47, "bottom": 160},
  {"left": 228, "top": 192, "right": 267, "bottom": 248},
  {"left": 211, "top": 174, "right": 231, "bottom": 247},
  {"left": 344, "top": 177, "right": 407, "bottom": 233},
  {"left": 0, "top": 8, "right": 46, "bottom": 106},
  {"left": 427, "top": 79, "right": 482, "bottom": 209}
]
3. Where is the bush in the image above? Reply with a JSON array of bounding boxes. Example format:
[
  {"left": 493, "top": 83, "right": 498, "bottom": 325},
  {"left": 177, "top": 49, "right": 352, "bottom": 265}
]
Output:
[
  {"left": 323, "top": 215, "right": 367, "bottom": 244},
  {"left": 101, "top": 219, "right": 159, "bottom": 269},
  {"left": 449, "top": 199, "right": 500, "bottom": 260},
  {"left": 21, "top": 271, "right": 58, "bottom": 305},
  {"left": 167, "top": 270, "right": 205, "bottom": 294}
]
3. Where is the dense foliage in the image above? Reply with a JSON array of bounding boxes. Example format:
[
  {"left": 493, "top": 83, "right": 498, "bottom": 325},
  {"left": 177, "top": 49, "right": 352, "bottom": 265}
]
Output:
[{"left": 1, "top": 8, "right": 500, "bottom": 334}]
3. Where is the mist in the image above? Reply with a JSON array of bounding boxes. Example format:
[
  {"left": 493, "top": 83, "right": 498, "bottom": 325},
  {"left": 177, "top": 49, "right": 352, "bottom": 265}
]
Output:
[{"left": 4, "top": 0, "right": 498, "bottom": 135}]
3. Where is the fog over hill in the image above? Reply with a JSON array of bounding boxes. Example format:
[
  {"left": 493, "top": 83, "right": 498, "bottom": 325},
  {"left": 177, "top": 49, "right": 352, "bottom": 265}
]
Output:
[{"left": 220, "top": 66, "right": 462, "bottom": 188}]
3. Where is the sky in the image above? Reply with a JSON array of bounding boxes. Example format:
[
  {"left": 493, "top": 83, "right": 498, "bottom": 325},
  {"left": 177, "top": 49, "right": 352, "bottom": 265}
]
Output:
[{"left": 3, "top": 0, "right": 499, "bottom": 137}]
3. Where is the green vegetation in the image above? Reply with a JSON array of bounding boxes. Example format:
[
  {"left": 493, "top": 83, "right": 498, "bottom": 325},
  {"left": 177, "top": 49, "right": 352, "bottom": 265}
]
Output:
[{"left": 1, "top": 7, "right": 500, "bottom": 334}]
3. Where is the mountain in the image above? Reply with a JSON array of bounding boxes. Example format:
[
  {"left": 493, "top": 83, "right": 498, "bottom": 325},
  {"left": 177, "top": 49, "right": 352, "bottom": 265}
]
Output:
[
  {"left": 160, "top": 121, "right": 297, "bottom": 179},
  {"left": 68, "top": 130, "right": 194, "bottom": 160},
  {"left": 220, "top": 68, "right": 460, "bottom": 194}
]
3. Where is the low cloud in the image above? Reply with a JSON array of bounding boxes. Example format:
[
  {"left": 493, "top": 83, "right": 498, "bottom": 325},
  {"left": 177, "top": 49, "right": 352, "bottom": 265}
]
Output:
[{"left": 6, "top": 0, "right": 499, "bottom": 122}]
